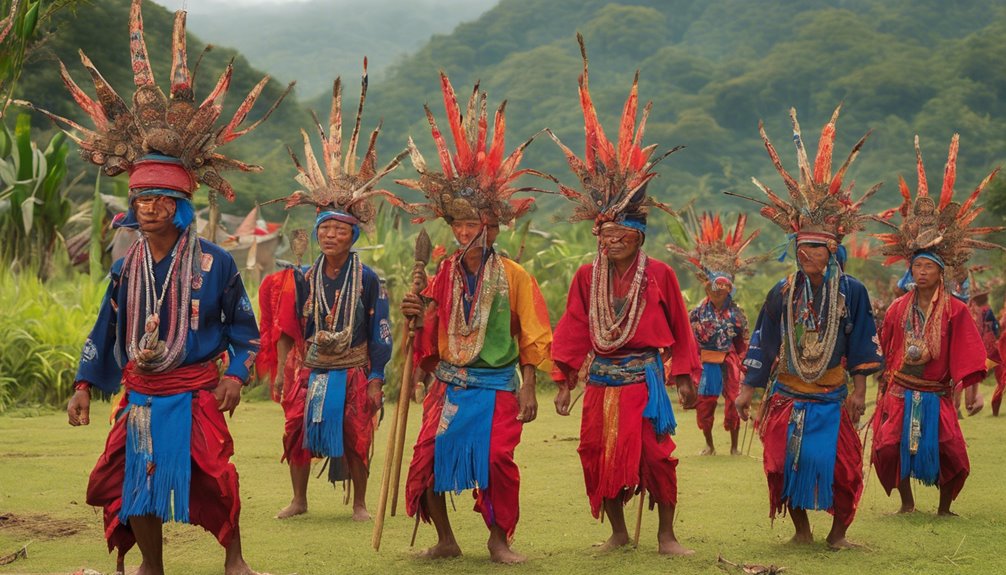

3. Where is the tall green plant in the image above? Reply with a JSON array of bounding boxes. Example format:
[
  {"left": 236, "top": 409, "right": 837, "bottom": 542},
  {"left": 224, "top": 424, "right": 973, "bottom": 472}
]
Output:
[
  {"left": 0, "top": 112, "right": 72, "bottom": 280},
  {"left": 1, "top": 0, "right": 81, "bottom": 115}
]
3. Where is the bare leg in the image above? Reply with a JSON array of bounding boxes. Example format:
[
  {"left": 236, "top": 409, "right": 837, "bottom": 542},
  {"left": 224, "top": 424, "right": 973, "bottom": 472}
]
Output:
[
  {"left": 730, "top": 427, "right": 741, "bottom": 455},
  {"left": 115, "top": 548, "right": 126, "bottom": 574},
  {"left": 787, "top": 507, "right": 814, "bottom": 544},
  {"left": 595, "top": 496, "right": 630, "bottom": 551},
  {"left": 700, "top": 429, "right": 715, "bottom": 455},
  {"left": 896, "top": 477, "right": 915, "bottom": 514},
  {"left": 129, "top": 515, "right": 164, "bottom": 575},
  {"left": 347, "top": 452, "right": 371, "bottom": 521},
  {"left": 937, "top": 483, "right": 958, "bottom": 516},
  {"left": 417, "top": 489, "right": 462, "bottom": 559},
  {"left": 224, "top": 526, "right": 259, "bottom": 575},
  {"left": 657, "top": 502, "right": 693, "bottom": 556},
  {"left": 826, "top": 515, "right": 858, "bottom": 549},
  {"left": 276, "top": 463, "right": 310, "bottom": 518},
  {"left": 488, "top": 523, "right": 526, "bottom": 564}
]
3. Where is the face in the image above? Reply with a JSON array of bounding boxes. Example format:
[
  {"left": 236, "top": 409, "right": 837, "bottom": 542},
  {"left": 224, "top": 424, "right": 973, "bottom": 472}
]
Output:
[
  {"left": 705, "top": 278, "right": 732, "bottom": 307},
  {"left": 796, "top": 243, "right": 831, "bottom": 277},
  {"left": 451, "top": 218, "right": 499, "bottom": 248},
  {"left": 132, "top": 194, "right": 177, "bottom": 235},
  {"left": 316, "top": 219, "right": 355, "bottom": 258},
  {"left": 911, "top": 257, "right": 942, "bottom": 290},
  {"left": 599, "top": 225, "right": 642, "bottom": 265}
]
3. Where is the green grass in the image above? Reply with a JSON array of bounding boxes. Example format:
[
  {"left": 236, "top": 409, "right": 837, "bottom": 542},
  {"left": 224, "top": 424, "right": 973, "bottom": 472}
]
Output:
[{"left": 1, "top": 382, "right": 1005, "bottom": 575}]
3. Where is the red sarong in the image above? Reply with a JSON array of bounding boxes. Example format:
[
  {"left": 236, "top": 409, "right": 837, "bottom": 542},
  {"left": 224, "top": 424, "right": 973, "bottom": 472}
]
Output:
[
  {"left": 256, "top": 268, "right": 305, "bottom": 403},
  {"left": 87, "top": 390, "right": 240, "bottom": 552},
  {"left": 760, "top": 393, "right": 862, "bottom": 526},
  {"left": 404, "top": 379, "right": 523, "bottom": 538},
  {"left": 871, "top": 386, "right": 970, "bottom": 500},
  {"left": 695, "top": 354, "right": 742, "bottom": 433},
  {"left": 281, "top": 366, "right": 376, "bottom": 468},
  {"left": 579, "top": 382, "right": 677, "bottom": 517}
]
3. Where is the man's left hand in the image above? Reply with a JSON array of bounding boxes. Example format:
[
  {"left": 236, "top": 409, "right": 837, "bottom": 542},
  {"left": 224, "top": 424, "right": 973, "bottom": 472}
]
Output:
[
  {"left": 367, "top": 378, "right": 384, "bottom": 410},
  {"left": 845, "top": 387, "right": 867, "bottom": 425},
  {"left": 214, "top": 376, "right": 243, "bottom": 414},
  {"left": 517, "top": 384, "right": 538, "bottom": 423},
  {"left": 966, "top": 385, "right": 984, "bottom": 416},
  {"left": 675, "top": 374, "right": 696, "bottom": 409}
]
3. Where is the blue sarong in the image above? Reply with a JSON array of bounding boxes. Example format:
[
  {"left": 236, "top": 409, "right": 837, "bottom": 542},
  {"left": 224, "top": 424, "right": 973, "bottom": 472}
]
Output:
[
  {"left": 698, "top": 362, "right": 724, "bottom": 397},
  {"left": 120, "top": 391, "right": 192, "bottom": 524},
  {"left": 433, "top": 362, "right": 517, "bottom": 494},
  {"left": 777, "top": 383, "right": 846, "bottom": 511},
  {"left": 304, "top": 369, "right": 348, "bottom": 458},
  {"left": 900, "top": 390, "right": 940, "bottom": 485},
  {"left": 588, "top": 351, "right": 677, "bottom": 436}
]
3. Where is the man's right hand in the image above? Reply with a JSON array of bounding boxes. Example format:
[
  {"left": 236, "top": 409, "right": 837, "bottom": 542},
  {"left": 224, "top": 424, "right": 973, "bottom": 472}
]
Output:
[
  {"left": 554, "top": 385, "right": 572, "bottom": 416},
  {"left": 736, "top": 384, "right": 756, "bottom": 422},
  {"left": 67, "top": 389, "right": 91, "bottom": 426},
  {"left": 401, "top": 292, "right": 425, "bottom": 319}
]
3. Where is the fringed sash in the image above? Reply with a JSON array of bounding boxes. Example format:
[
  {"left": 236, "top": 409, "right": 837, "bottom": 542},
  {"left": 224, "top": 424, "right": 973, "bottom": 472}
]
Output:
[
  {"left": 433, "top": 362, "right": 517, "bottom": 494},
  {"left": 303, "top": 370, "right": 348, "bottom": 457},
  {"left": 698, "top": 363, "right": 724, "bottom": 397},
  {"left": 900, "top": 390, "right": 940, "bottom": 485},
  {"left": 587, "top": 351, "right": 677, "bottom": 436},
  {"left": 777, "top": 383, "right": 846, "bottom": 511}
]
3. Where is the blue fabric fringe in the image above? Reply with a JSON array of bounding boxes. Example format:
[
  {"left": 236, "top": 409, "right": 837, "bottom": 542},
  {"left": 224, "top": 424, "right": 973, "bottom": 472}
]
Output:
[
  {"left": 304, "top": 369, "right": 347, "bottom": 458},
  {"left": 698, "top": 362, "right": 724, "bottom": 397},
  {"left": 900, "top": 390, "right": 940, "bottom": 485},
  {"left": 642, "top": 362, "right": 677, "bottom": 436},
  {"left": 434, "top": 385, "right": 496, "bottom": 494},
  {"left": 783, "top": 400, "right": 841, "bottom": 511},
  {"left": 119, "top": 391, "right": 192, "bottom": 524}
]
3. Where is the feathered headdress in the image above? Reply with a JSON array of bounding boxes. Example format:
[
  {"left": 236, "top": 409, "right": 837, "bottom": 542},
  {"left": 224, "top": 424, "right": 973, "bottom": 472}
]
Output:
[
  {"left": 391, "top": 71, "right": 546, "bottom": 225},
  {"left": 666, "top": 210, "right": 764, "bottom": 284},
  {"left": 732, "top": 105, "right": 880, "bottom": 249},
  {"left": 873, "top": 134, "right": 1003, "bottom": 276},
  {"left": 266, "top": 59, "right": 407, "bottom": 232},
  {"left": 15, "top": 0, "right": 293, "bottom": 200},
  {"left": 546, "top": 33, "right": 682, "bottom": 234}
]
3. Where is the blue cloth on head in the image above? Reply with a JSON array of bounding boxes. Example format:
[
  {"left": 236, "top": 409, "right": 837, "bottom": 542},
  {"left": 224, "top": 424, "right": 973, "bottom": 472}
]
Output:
[
  {"left": 120, "top": 391, "right": 193, "bottom": 525},
  {"left": 314, "top": 210, "right": 360, "bottom": 244},
  {"left": 900, "top": 390, "right": 940, "bottom": 485},
  {"left": 303, "top": 369, "right": 348, "bottom": 458}
]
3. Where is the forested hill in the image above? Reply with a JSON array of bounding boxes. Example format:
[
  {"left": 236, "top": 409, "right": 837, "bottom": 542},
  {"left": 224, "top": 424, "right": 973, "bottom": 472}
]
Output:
[{"left": 355, "top": 0, "right": 1006, "bottom": 214}]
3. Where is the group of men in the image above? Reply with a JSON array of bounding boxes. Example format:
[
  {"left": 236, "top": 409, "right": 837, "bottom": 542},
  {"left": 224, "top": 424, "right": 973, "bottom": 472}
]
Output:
[{"left": 29, "top": 2, "right": 1001, "bottom": 574}]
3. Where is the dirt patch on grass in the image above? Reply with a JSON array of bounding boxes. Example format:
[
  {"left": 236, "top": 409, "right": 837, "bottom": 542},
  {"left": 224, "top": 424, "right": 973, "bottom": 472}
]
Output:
[{"left": 0, "top": 512, "right": 85, "bottom": 539}]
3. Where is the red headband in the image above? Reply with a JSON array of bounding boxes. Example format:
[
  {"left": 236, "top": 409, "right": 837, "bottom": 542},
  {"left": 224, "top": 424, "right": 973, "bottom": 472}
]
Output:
[{"left": 128, "top": 158, "right": 197, "bottom": 195}]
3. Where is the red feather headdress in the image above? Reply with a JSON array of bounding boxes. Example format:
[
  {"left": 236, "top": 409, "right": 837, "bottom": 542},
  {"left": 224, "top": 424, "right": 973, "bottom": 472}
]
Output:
[
  {"left": 666, "top": 210, "right": 766, "bottom": 283},
  {"left": 391, "top": 71, "right": 548, "bottom": 225},
  {"left": 15, "top": 0, "right": 293, "bottom": 201},
  {"left": 265, "top": 59, "right": 407, "bottom": 232},
  {"left": 873, "top": 134, "right": 1003, "bottom": 273},
  {"left": 732, "top": 105, "right": 880, "bottom": 249},
  {"left": 545, "top": 33, "right": 683, "bottom": 233}
]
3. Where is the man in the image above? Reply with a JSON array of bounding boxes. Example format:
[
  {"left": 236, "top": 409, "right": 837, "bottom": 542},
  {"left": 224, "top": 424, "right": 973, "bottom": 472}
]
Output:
[
  {"left": 735, "top": 106, "right": 883, "bottom": 549},
  {"left": 263, "top": 65, "right": 400, "bottom": 521},
  {"left": 547, "top": 35, "right": 700, "bottom": 556},
  {"left": 872, "top": 134, "right": 996, "bottom": 515},
  {"left": 394, "top": 72, "right": 552, "bottom": 564},
  {"left": 31, "top": 2, "right": 290, "bottom": 573},
  {"left": 668, "top": 212, "right": 759, "bottom": 456}
]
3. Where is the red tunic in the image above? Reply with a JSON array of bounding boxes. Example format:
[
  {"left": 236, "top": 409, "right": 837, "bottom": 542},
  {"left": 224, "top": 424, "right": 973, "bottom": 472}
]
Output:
[{"left": 552, "top": 257, "right": 701, "bottom": 516}]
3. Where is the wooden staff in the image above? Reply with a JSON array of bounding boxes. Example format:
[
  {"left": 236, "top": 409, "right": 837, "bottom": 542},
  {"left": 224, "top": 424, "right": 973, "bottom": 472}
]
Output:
[
  {"left": 372, "top": 229, "right": 432, "bottom": 551},
  {"left": 633, "top": 489, "right": 645, "bottom": 548}
]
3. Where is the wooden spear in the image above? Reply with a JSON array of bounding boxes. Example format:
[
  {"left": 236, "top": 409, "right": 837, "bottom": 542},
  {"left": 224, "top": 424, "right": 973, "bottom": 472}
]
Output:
[{"left": 372, "top": 228, "right": 432, "bottom": 551}]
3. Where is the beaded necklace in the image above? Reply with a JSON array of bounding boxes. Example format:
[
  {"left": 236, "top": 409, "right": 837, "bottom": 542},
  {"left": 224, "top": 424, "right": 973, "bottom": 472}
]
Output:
[
  {"left": 902, "top": 284, "right": 947, "bottom": 365},
  {"left": 589, "top": 250, "right": 648, "bottom": 353},
  {"left": 308, "top": 252, "right": 362, "bottom": 355},
  {"left": 445, "top": 251, "right": 506, "bottom": 365},
  {"left": 783, "top": 270, "right": 842, "bottom": 381}
]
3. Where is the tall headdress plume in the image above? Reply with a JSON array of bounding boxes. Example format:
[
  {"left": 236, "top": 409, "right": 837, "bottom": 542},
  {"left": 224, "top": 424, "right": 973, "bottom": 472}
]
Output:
[
  {"left": 731, "top": 105, "right": 880, "bottom": 250},
  {"left": 873, "top": 134, "right": 1003, "bottom": 278},
  {"left": 545, "top": 33, "right": 683, "bottom": 234},
  {"left": 265, "top": 59, "right": 407, "bottom": 232},
  {"left": 391, "top": 71, "right": 548, "bottom": 224},
  {"left": 15, "top": 0, "right": 294, "bottom": 200},
  {"left": 666, "top": 210, "right": 766, "bottom": 284}
]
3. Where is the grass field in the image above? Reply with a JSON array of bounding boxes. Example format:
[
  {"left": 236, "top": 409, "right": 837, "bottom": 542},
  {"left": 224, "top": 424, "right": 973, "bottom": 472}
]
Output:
[{"left": 1, "top": 382, "right": 1004, "bottom": 575}]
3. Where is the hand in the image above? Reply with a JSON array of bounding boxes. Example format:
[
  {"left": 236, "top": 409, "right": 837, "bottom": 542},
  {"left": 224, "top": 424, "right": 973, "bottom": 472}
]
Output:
[
  {"left": 845, "top": 386, "right": 867, "bottom": 425},
  {"left": 736, "top": 384, "right": 755, "bottom": 422},
  {"left": 67, "top": 389, "right": 91, "bottom": 426},
  {"left": 965, "top": 385, "right": 984, "bottom": 416},
  {"left": 517, "top": 384, "right": 538, "bottom": 423},
  {"left": 554, "top": 385, "right": 571, "bottom": 416},
  {"left": 401, "top": 292, "right": 425, "bottom": 320},
  {"left": 214, "top": 376, "right": 243, "bottom": 414},
  {"left": 675, "top": 374, "right": 696, "bottom": 409},
  {"left": 367, "top": 378, "right": 384, "bottom": 410}
]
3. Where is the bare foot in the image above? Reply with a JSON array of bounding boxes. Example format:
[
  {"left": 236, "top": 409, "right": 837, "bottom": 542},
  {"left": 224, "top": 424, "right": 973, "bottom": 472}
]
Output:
[
  {"left": 788, "top": 533, "right": 814, "bottom": 545},
  {"left": 658, "top": 539, "right": 695, "bottom": 556},
  {"left": 897, "top": 504, "right": 915, "bottom": 514},
  {"left": 275, "top": 501, "right": 307, "bottom": 519},
  {"left": 352, "top": 505, "right": 372, "bottom": 521},
  {"left": 224, "top": 558, "right": 266, "bottom": 575},
  {"left": 699, "top": 446, "right": 716, "bottom": 456},
  {"left": 937, "top": 509, "right": 959, "bottom": 517},
  {"left": 136, "top": 563, "right": 163, "bottom": 575},
  {"left": 730, "top": 448, "right": 742, "bottom": 456},
  {"left": 827, "top": 537, "right": 861, "bottom": 550},
  {"left": 488, "top": 540, "right": 527, "bottom": 564},
  {"left": 417, "top": 541, "right": 462, "bottom": 559},
  {"left": 593, "top": 532, "right": 630, "bottom": 552}
]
